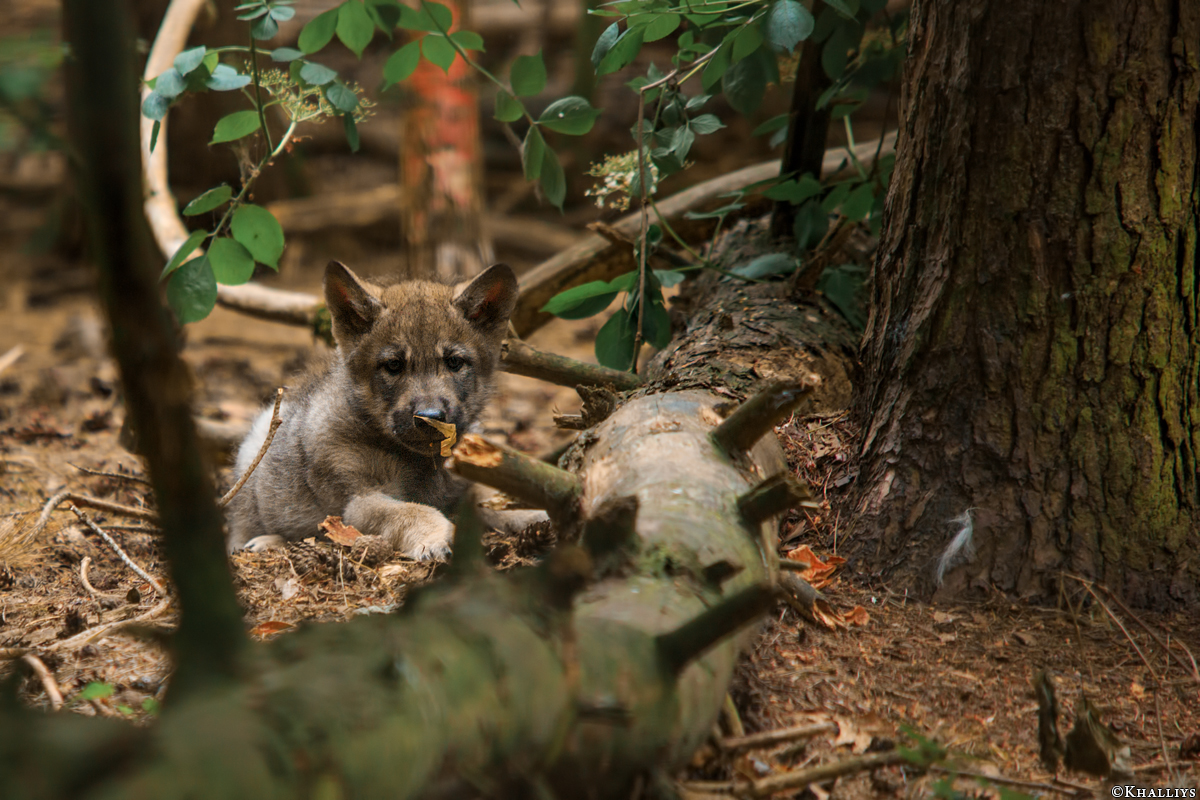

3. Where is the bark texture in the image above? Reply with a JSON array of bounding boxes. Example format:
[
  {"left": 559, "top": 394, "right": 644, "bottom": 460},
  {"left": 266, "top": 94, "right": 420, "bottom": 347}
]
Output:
[{"left": 856, "top": 0, "right": 1200, "bottom": 605}]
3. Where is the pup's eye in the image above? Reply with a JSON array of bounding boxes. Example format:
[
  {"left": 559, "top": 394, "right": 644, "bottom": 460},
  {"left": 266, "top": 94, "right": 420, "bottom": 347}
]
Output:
[
  {"left": 382, "top": 357, "right": 405, "bottom": 375},
  {"left": 444, "top": 354, "right": 467, "bottom": 372}
]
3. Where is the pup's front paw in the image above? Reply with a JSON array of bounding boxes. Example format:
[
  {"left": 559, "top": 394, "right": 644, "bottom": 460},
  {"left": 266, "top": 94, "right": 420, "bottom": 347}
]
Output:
[
  {"left": 398, "top": 506, "right": 454, "bottom": 561},
  {"left": 240, "top": 534, "right": 286, "bottom": 552}
]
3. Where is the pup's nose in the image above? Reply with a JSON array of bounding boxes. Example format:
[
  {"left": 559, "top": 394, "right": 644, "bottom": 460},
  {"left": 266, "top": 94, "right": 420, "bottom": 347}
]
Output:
[{"left": 415, "top": 407, "right": 446, "bottom": 422}]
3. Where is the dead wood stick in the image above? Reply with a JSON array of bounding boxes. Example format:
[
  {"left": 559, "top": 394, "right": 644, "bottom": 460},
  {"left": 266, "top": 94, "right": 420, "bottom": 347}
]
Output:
[
  {"left": 451, "top": 434, "right": 583, "bottom": 523},
  {"left": 0, "top": 345, "right": 24, "bottom": 378},
  {"left": 34, "top": 491, "right": 157, "bottom": 536},
  {"left": 46, "top": 595, "right": 173, "bottom": 653},
  {"left": 218, "top": 388, "right": 283, "bottom": 508},
  {"left": 20, "top": 654, "right": 64, "bottom": 711},
  {"left": 720, "top": 721, "right": 839, "bottom": 754},
  {"left": 927, "top": 766, "right": 1084, "bottom": 797},
  {"left": 501, "top": 339, "right": 643, "bottom": 391},
  {"left": 79, "top": 556, "right": 128, "bottom": 602},
  {"left": 746, "top": 750, "right": 909, "bottom": 798},
  {"left": 69, "top": 463, "right": 151, "bottom": 485},
  {"left": 69, "top": 504, "right": 166, "bottom": 595}
]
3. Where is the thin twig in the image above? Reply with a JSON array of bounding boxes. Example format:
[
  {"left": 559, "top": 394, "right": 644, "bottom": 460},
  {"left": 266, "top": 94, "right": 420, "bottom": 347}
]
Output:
[
  {"left": 69, "top": 463, "right": 152, "bottom": 486},
  {"left": 20, "top": 654, "right": 64, "bottom": 711},
  {"left": 1064, "top": 574, "right": 1173, "bottom": 776},
  {"left": 218, "top": 387, "right": 283, "bottom": 508},
  {"left": 69, "top": 504, "right": 166, "bottom": 595},
  {"left": 1094, "top": 582, "right": 1200, "bottom": 683},
  {"left": 746, "top": 750, "right": 909, "bottom": 798},
  {"left": 720, "top": 721, "right": 838, "bottom": 753},
  {"left": 632, "top": 90, "right": 650, "bottom": 372},
  {"left": 46, "top": 595, "right": 173, "bottom": 652},
  {"left": 79, "top": 556, "right": 128, "bottom": 602},
  {"left": 34, "top": 491, "right": 157, "bottom": 536},
  {"left": 928, "top": 766, "right": 1083, "bottom": 797}
]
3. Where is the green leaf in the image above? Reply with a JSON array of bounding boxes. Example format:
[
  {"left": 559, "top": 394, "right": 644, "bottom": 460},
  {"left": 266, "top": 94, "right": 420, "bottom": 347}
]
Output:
[
  {"left": 722, "top": 50, "right": 768, "bottom": 116},
  {"left": 161, "top": 229, "right": 208, "bottom": 280},
  {"left": 154, "top": 68, "right": 185, "bottom": 99},
  {"left": 325, "top": 82, "right": 359, "bottom": 112},
  {"left": 642, "top": 298, "right": 672, "bottom": 348},
  {"left": 78, "top": 683, "right": 114, "bottom": 701},
  {"left": 654, "top": 269, "right": 686, "bottom": 287},
  {"left": 141, "top": 91, "right": 169, "bottom": 121},
  {"left": 210, "top": 110, "right": 262, "bottom": 144},
  {"left": 689, "top": 113, "right": 725, "bottom": 135},
  {"left": 731, "top": 252, "right": 796, "bottom": 279},
  {"left": 238, "top": 6, "right": 270, "bottom": 20},
  {"left": 167, "top": 255, "right": 218, "bottom": 324},
  {"left": 701, "top": 41, "right": 731, "bottom": 90},
  {"left": 822, "top": 19, "right": 861, "bottom": 80},
  {"left": 820, "top": 180, "right": 853, "bottom": 213},
  {"left": 642, "top": 12, "right": 680, "bottom": 42},
  {"left": 208, "top": 237, "right": 257, "bottom": 284},
  {"left": 684, "top": 201, "right": 745, "bottom": 220},
  {"left": 591, "top": 22, "right": 620, "bottom": 70},
  {"left": 174, "top": 46, "right": 207, "bottom": 75},
  {"left": 540, "top": 147, "right": 566, "bottom": 209},
  {"left": 251, "top": 14, "right": 279, "bottom": 41},
  {"left": 231, "top": 204, "right": 285, "bottom": 268},
  {"left": 450, "top": 30, "right": 484, "bottom": 51},
  {"left": 422, "top": 35, "right": 456, "bottom": 72},
  {"left": 299, "top": 61, "right": 337, "bottom": 85},
  {"left": 597, "top": 27, "right": 644, "bottom": 76},
  {"left": 732, "top": 24, "right": 763, "bottom": 63},
  {"left": 538, "top": 96, "right": 601, "bottom": 135},
  {"left": 824, "top": 0, "right": 859, "bottom": 20},
  {"left": 383, "top": 41, "right": 420, "bottom": 86},
  {"left": 670, "top": 125, "right": 695, "bottom": 160},
  {"left": 206, "top": 64, "right": 251, "bottom": 91},
  {"left": 494, "top": 90, "right": 524, "bottom": 122},
  {"left": 337, "top": 1, "right": 375, "bottom": 57},
  {"left": 816, "top": 263, "right": 865, "bottom": 329},
  {"left": 510, "top": 52, "right": 546, "bottom": 97},
  {"left": 150, "top": 120, "right": 162, "bottom": 153},
  {"left": 269, "top": 5, "right": 296, "bottom": 22},
  {"left": 142, "top": 697, "right": 161, "bottom": 715},
  {"left": 523, "top": 126, "right": 546, "bottom": 181},
  {"left": 271, "top": 47, "right": 305, "bottom": 62},
  {"left": 752, "top": 113, "right": 789, "bottom": 137},
  {"left": 542, "top": 281, "right": 621, "bottom": 317},
  {"left": 364, "top": 0, "right": 402, "bottom": 31},
  {"left": 343, "top": 113, "right": 361, "bottom": 152},
  {"left": 595, "top": 307, "right": 636, "bottom": 370},
  {"left": 183, "top": 185, "right": 233, "bottom": 216},
  {"left": 299, "top": 7, "right": 339, "bottom": 53},
  {"left": 839, "top": 182, "right": 875, "bottom": 221},
  {"left": 764, "top": 174, "right": 822, "bottom": 203},
  {"left": 793, "top": 199, "right": 829, "bottom": 249},
  {"left": 765, "top": 0, "right": 814, "bottom": 53}
]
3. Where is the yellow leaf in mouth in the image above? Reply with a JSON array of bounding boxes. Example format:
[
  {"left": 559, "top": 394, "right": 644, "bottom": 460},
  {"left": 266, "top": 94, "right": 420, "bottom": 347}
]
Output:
[{"left": 414, "top": 416, "right": 458, "bottom": 457}]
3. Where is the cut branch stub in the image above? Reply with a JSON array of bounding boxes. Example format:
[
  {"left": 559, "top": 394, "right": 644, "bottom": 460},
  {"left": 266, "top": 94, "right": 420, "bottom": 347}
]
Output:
[
  {"left": 501, "top": 339, "right": 643, "bottom": 392},
  {"left": 711, "top": 378, "right": 818, "bottom": 456},
  {"left": 655, "top": 583, "right": 777, "bottom": 675},
  {"left": 580, "top": 495, "right": 639, "bottom": 560},
  {"left": 451, "top": 434, "right": 583, "bottom": 524},
  {"left": 737, "top": 474, "right": 816, "bottom": 527}
]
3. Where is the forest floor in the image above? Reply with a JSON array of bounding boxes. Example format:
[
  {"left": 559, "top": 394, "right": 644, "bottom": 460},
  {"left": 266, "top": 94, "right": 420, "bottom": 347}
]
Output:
[
  {"left": 1, "top": 265, "right": 1197, "bottom": 799},
  {"left": 1, "top": 0, "right": 1198, "bottom": 794}
]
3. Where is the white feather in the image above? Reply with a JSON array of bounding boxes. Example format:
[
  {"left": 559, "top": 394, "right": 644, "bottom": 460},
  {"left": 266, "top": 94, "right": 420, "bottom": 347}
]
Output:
[{"left": 935, "top": 509, "right": 976, "bottom": 586}]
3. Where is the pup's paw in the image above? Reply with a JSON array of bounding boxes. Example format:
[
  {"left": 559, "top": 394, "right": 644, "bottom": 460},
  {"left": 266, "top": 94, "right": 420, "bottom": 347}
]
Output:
[
  {"left": 240, "top": 534, "right": 286, "bottom": 552},
  {"left": 398, "top": 506, "right": 455, "bottom": 561}
]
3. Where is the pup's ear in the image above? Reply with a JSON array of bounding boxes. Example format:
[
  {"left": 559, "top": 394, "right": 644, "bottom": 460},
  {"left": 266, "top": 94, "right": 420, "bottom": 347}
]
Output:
[
  {"left": 453, "top": 263, "right": 519, "bottom": 336},
  {"left": 324, "top": 261, "right": 382, "bottom": 346}
]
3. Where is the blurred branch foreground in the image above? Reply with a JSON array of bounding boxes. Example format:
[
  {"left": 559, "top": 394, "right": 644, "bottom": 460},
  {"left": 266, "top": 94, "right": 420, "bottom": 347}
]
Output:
[{"left": 0, "top": 3, "right": 847, "bottom": 799}]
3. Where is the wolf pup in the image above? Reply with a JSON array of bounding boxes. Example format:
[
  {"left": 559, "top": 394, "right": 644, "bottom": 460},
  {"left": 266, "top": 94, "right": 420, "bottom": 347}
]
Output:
[{"left": 225, "top": 260, "right": 519, "bottom": 560}]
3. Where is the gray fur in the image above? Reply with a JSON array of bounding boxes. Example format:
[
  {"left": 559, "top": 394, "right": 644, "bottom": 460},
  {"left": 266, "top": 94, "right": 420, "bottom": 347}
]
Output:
[{"left": 225, "top": 261, "right": 519, "bottom": 560}]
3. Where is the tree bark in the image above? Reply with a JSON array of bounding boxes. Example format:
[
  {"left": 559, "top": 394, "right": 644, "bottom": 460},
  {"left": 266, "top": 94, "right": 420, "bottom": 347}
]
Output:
[{"left": 855, "top": 0, "right": 1200, "bottom": 606}]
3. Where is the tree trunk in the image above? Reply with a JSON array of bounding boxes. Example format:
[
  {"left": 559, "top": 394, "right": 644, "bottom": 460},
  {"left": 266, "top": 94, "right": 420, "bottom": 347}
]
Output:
[
  {"left": 854, "top": 0, "right": 1200, "bottom": 606},
  {"left": 399, "top": 0, "right": 493, "bottom": 281}
]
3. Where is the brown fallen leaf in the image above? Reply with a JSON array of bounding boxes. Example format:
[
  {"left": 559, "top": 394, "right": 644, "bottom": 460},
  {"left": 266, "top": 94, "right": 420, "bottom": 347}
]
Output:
[
  {"left": 249, "top": 620, "right": 295, "bottom": 638},
  {"left": 319, "top": 515, "right": 362, "bottom": 546},
  {"left": 783, "top": 544, "right": 846, "bottom": 590},
  {"left": 414, "top": 415, "right": 457, "bottom": 456}
]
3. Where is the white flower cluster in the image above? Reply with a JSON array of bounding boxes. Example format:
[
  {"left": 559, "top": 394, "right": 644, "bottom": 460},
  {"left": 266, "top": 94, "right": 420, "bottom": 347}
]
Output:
[{"left": 585, "top": 150, "right": 658, "bottom": 211}]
